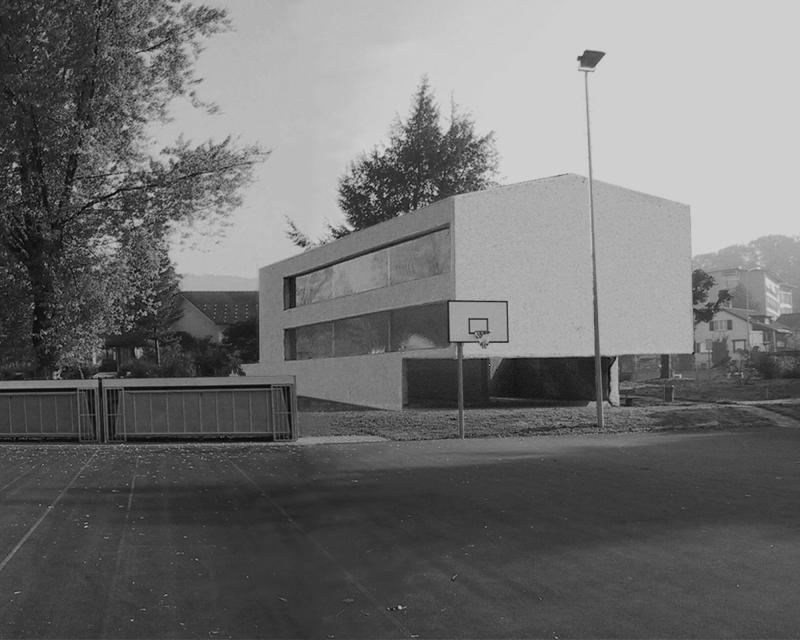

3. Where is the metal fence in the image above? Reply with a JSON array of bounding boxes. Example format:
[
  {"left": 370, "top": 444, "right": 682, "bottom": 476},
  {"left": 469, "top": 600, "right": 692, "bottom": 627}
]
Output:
[
  {"left": 0, "top": 376, "right": 297, "bottom": 443},
  {"left": 0, "top": 380, "right": 98, "bottom": 441}
]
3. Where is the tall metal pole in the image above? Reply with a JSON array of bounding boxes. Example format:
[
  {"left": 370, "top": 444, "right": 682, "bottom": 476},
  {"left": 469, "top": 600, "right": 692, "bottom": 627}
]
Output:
[
  {"left": 457, "top": 342, "right": 465, "bottom": 438},
  {"left": 583, "top": 69, "right": 605, "bottom": 428}
]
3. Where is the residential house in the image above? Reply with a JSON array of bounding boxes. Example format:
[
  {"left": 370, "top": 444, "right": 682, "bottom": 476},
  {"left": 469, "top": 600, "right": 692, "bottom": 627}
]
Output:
[
  {"left": 171, "top": 291, "right": 258, "bottom": 343},
  {"left": 245, "top": 174, "right": 692, "bottom": 409},
  {"left": 694, "top": 307, "right": 793, "bottom": 367}
]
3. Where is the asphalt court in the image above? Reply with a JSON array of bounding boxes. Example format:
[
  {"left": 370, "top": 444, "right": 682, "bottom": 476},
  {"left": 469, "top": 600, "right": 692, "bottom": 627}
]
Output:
[{"left": 2, "top": 426, "right": 800, "bottom": 639}]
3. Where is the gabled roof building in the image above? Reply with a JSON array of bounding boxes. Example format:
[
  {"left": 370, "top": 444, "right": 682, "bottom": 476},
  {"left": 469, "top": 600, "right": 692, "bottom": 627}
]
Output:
[{"left": 171, "top": 291, "right": 258, "bottom": 343}]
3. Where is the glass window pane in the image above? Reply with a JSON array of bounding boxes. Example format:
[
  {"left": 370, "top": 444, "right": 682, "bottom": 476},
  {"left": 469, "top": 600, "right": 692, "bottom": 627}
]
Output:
[
  {"left": 296, "top": 267, "right": 333, "bottom": 305},
  {"left": 334, "top": 313, "right": 389, "bottom": 357},
  {"left": 332, "top": 249, "right": 388, "bottom": 298},
  {"left": 390, "top": 303, "right": 449, "bottom": 352},
  {"left": 389, "top": 229, "right": 450, "bottom": 286},
  {"left": 294, "top": 322, "right": 333, "bottom": 360}
]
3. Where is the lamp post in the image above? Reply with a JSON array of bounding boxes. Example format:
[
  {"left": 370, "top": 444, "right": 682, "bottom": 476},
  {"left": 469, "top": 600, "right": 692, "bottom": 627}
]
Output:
[{"left": 578, "top": 49, "right": 605, "bottom": 428}]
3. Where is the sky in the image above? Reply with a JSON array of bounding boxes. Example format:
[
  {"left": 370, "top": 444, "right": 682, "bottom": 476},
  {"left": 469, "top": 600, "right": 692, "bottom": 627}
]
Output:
[{"left": 165, "top": 0, "right": 800, "bottom": 281}]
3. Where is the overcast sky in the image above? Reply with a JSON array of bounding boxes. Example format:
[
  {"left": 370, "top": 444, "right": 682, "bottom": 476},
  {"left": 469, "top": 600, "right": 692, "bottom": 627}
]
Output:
[{"left": 165, "top": 0, "right": 800, "bottom": 279}]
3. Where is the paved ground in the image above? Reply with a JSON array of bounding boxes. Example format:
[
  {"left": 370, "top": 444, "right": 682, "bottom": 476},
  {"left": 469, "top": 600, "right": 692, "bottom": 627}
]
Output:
[{"left": 2, "top": 423, "right": 800, "bottom": 639}]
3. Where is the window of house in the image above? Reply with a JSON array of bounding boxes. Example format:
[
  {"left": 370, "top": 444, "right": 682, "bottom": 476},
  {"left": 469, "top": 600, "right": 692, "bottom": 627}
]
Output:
[
  {"left": 732, "top": 339, "right": 747, "bottom": 352},
  {"left": 710, "top": 319, "right": 734, "bottom": 331},
  {"left": 285, "top": 302, "right": 449, "bottom": 360},
  {"left": 286, "top": 228, "right": 450, "bottom": 308}
]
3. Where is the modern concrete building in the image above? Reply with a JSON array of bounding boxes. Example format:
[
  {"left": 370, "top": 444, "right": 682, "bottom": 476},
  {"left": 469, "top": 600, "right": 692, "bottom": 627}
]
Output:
[{"left": 247, "top": 174, "right": 693, "bottom": 409}]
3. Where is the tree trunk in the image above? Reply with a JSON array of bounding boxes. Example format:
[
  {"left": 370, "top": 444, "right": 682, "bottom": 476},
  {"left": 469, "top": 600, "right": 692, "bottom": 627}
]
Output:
[{"left": 26, "top": 253, "right": 58, "bottom": 378}]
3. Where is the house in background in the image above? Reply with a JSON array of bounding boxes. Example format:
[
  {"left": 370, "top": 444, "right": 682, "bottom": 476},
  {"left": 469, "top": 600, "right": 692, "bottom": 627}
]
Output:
[
  {"left": 705, "top": 267, "right": 793, "bottom": 319},
  {"left": 171, "top": 291, "right": 258, "bottom": 343},
  {"left": 102, "top": 291, "right": 258, "bottom": 368},
  {"left": 694, "top": 307, "right": 794, "bottom": 367},
  {"left": 246, "top": 174, "right": 692, "bottom": 410}
]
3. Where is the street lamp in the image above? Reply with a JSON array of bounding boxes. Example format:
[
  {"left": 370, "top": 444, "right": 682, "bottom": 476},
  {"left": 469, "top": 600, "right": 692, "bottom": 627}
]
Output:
[{"left": 578, "top": 49, "right": 605, "bottom": 428}]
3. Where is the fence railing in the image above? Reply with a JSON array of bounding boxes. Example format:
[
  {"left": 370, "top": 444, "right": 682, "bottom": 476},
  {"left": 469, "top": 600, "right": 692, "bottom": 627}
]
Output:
[
  {"left": 0, "top": 376, "right": 297, "bottom": 443},
  {"left": 0, "top": 380, "right": 99, "bottom": 441}
]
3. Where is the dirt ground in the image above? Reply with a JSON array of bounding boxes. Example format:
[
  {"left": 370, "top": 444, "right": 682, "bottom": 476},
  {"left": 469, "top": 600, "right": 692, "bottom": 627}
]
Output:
[
  {"left": 298, "top": 403, "right": 790, "bottom": 440},
  {"left": 298, "top": 370, "right": 800, "bottom": 440},
  {"left": 624, "top": 369, "right": 800, "bottom": 404}
]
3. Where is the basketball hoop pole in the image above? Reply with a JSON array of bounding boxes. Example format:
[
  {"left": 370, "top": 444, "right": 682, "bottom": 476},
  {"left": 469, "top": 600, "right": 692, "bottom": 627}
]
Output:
[{"left": 457, "top": 342, "right": 465, "bottom": 438}]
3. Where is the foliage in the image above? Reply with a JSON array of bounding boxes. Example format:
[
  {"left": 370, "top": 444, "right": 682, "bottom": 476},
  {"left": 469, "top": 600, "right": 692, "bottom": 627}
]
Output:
[
  {"left": 152, "top": 341, "right": 198, "bottom": 377},
  {"left": 222, "top": 318, "right": 258, "bottom": 363},
  {"left": 0, "top": 0, "right": 266, "bottom": 376},
  {"left": 751, "top": 351, "right": 800, "bottom": 380},
  {"left": 751, "top": 352, "right": 781, "bottom": 379},
  {"left": 116, "top": 331, "right": 242, "bottom": 378},
  {"left": 287, "top": 76, "right": 498, "bottom": 246},
  {"left": 692, "top": 269, "right": 732, "bottom": 325}
]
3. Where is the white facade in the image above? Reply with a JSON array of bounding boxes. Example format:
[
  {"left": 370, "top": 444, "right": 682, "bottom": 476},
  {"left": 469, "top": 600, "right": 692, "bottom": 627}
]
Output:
[
  {"left": 706, "top": 268, "right": 793, "bottom": 319},
  {"left": 693, "top": 308, "right": 762, "bottom": 367},
  {"left": 248, "top": 174, "right": 693, "bottom": 409}
]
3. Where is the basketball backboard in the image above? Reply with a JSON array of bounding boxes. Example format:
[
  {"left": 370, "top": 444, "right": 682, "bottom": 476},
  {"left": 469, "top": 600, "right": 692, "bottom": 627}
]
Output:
[{"left": 447, "top": 300, "right": 509, "bottom": 344}]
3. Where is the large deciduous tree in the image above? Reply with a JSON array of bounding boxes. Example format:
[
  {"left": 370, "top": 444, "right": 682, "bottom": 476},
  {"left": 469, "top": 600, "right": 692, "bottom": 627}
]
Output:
[
  {"left": 287, "top": 76, "right": 498, "bottom": 247},
  {"left": 0, "top": 0, "right": 265, "bottom": 376}
]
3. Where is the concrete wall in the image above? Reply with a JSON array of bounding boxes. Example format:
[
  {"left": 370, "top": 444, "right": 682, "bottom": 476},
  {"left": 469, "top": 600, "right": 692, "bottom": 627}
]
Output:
[
  {"left": 254, "top": 198, "right": 455, "bottom": 408},
  {"left": 453, "top": 174, "right": 693, "bottom": 359}
]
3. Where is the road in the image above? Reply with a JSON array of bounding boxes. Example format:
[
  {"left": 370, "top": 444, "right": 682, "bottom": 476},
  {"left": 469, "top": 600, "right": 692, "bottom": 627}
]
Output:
[{"left": 1, "top": 425, "right": 800, "bottom": 638}]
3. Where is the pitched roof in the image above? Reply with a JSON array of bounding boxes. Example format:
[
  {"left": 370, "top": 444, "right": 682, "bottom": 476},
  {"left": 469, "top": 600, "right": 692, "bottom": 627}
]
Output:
[
  {"left": 180, "top": 291, "right": 258, "bottom": 325},
  {"left": 716, "top": 307, "right": 752, "bottom": 321},
  {"left": 778, "top": 313, "right": 800, "bottom": 330},
  {"left": 751, "top": 320, "right": 792, "bottom": 335}
]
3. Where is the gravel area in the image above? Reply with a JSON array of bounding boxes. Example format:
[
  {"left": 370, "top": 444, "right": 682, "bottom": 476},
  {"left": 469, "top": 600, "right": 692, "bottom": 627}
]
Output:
[{"left": 298, "top": 402, "right": 787, "bottom": 440}]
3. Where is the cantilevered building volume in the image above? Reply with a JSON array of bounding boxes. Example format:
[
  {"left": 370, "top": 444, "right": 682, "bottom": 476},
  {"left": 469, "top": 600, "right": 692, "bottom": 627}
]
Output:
[{"left": 246, "top": 174, "right": 693, "bottom": 409}]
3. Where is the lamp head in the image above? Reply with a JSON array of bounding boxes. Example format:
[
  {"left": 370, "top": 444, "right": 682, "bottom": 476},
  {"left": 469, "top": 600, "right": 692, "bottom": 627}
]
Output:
[{"left": 578, "top": 50, "right": 606, "bottom": 70}]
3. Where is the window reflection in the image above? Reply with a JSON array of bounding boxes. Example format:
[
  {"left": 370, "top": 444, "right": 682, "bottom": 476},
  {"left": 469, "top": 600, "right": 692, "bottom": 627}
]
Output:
[
  {"left": 390, "top": 304, "right": 449, "bottom": 351},
  {"left": 296, "top": 267, "right": 333, "bottom": 306},
  {"left": 294, "top": 322, "right": 333, "bottom": 360},
  {"left": 333, "top": 250, "right": 388, "bottom": 298},
  {"left": 285, "top": 303, "right": 448, "bottom": 360},
  {"left": 389, "top": 231, "right": 449, "bottom": 285},
  {"left": 290, "top": 228, "right": 450, "bottom": 307},
  {"left": 334, "top": 313, "right": 389, "bottom": 357}
]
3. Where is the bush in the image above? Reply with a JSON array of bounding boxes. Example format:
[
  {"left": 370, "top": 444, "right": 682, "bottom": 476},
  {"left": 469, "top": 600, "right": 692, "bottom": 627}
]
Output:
[
  {"left": 118, "top": 359, "right": 160, "bottom": 378},
  {"left": 753, "top": 354, "right": 781, "bottom": 379}
]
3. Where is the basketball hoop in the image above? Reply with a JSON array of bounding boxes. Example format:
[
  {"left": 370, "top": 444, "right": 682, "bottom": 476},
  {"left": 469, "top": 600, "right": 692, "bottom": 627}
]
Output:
[{"left": 472, "top": 330, "right": 490, "bottom": 349}]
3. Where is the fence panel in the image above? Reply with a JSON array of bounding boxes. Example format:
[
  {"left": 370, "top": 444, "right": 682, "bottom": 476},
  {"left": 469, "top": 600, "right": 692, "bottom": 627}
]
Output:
[
  {"left": 0, "top": 380, "right": 99, "bottom": 441},
  {"left": 101, "top": 376, "right": 297, "bottom": 442}
]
